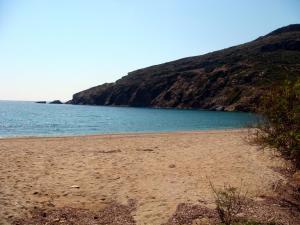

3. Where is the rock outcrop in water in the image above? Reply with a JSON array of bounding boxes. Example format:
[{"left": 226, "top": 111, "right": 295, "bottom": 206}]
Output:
[
  {"left": 49, "top": 100, "right": 63, "bottom": 104},
  {"left": 68, "top": 24, "right": 300, "bottom": 112}
]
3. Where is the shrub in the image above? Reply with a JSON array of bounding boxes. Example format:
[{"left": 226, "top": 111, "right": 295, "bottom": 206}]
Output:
[
  {"left": 253, "top": 79, "right": 300, "bottom": 168},
  {"left": 209, "top": 182, "right": 246, "bottom": 225}
]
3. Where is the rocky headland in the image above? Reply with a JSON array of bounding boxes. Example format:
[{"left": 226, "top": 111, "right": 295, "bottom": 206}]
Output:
[{"left": 68, "top": 24, "right": 300, "bottom": 112}]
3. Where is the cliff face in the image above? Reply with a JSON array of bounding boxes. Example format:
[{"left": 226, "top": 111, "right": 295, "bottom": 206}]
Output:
[{"left": 69, "top": 24, "right": 300, "bottom": 112}]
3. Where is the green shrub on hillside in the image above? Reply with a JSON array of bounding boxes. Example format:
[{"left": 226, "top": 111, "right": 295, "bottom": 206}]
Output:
[{"left": 254, "top": 79, "right": 300, "bottom": 167}]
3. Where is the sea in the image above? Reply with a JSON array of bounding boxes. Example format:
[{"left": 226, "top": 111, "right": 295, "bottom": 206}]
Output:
[{"left": 0, "top": 101, "right": 258, "bottom": 137}]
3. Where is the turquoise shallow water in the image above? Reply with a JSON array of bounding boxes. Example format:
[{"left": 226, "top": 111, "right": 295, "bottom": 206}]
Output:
[{"left": 0, "top": 101, "right": 258, "bottom": 137}]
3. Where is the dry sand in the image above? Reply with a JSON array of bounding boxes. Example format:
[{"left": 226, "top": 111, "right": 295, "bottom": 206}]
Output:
[{"left": 0, "top": 130, "right": 287, "bottom": 225}]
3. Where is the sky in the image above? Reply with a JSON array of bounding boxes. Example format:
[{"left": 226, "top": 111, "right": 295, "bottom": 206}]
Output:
[{"left": 0, "top": 0, "right": 299, "bottom": 101}]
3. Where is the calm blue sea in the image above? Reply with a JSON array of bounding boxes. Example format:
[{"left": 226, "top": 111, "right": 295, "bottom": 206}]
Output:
[{"left": 0, "top": 101, "right": 258, "bottom": 137}]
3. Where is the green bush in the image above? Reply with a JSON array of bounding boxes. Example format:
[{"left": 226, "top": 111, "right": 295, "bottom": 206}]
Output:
[
  {"left": 254, "top": 79, "right": 300, "bottom": 167},
  {"left": 210, "top": 182, "right": 246, "bottom": 225}
]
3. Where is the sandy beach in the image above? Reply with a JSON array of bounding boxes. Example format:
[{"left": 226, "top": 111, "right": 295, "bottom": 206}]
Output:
[{"left": 0, "top": 130, "right": 289, "bottom": 224}]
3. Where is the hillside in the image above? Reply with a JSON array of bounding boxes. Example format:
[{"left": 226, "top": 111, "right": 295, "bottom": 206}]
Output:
[{"left": 68, "top": 24, "right": 300, "bottom": 112}]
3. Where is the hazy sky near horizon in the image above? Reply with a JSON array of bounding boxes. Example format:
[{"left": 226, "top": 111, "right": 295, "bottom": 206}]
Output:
[{"left": 0, "top": 0, "right": 299, "bottom": 101}]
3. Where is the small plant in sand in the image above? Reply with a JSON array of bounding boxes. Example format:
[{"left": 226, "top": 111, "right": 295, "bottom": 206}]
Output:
[{"left": 209, "top": 181, "right": 247, "bottom": 225}]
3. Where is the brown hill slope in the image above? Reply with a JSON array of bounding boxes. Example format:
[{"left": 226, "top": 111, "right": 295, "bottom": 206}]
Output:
[{"left": 68, "top": 24, "right": 300, "bottom": 112}]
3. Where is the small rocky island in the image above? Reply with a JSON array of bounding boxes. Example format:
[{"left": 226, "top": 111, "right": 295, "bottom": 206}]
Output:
[
  {"left": 49, "top": 100, "right": 63, "bottom": 104},
  {"left": 67, "top": 24, "right": 300, "bottom": 112}
]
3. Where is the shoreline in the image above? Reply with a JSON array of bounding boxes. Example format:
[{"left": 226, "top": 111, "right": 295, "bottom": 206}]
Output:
[{"left": 0, "top": 128, "right": 249, "bottom": 140}]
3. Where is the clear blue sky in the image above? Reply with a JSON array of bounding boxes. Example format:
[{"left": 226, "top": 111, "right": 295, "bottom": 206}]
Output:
[{"left": 0, "top": 0, "right": 299, "bottom": 101}]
